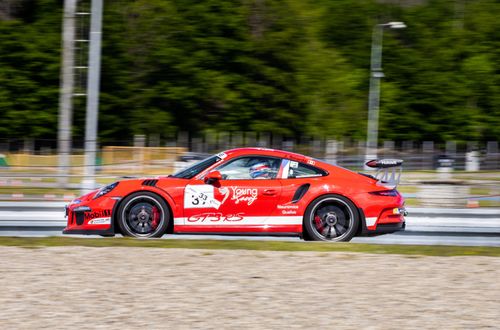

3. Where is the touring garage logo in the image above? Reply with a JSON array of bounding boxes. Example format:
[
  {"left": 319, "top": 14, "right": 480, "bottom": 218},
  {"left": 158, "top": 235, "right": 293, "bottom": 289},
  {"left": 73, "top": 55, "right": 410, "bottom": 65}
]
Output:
[{"left": 230, "top": 187, "right": 258, "bottom": 206}]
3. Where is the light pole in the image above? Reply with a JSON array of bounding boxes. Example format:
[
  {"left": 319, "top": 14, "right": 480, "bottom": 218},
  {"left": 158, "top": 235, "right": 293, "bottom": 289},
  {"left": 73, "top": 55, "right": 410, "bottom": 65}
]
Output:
[
  {"left": 81, "top": 0, "right": 103, "bottom": 194},
  {"left": 365, "top": 21, "right": 406, "bottom": 168},
  {"left": 57, "top": 0, "right": 77, "bottom": 188}
]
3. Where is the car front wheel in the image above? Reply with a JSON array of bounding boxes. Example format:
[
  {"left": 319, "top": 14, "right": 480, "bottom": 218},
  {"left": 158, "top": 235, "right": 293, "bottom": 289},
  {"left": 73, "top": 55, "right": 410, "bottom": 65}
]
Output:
[
  {"left": 303, "top": 194, "right": 359, "bottom": 242},
  {"left": 117, "top": 192, "right": 169, "bottom": 238}
]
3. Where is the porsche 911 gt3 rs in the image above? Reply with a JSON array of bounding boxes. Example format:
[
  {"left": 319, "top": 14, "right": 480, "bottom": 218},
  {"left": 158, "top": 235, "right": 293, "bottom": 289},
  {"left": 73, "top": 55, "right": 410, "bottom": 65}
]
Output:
[{"left": 63, "top": 148, "right": 407, "bottom": 241}]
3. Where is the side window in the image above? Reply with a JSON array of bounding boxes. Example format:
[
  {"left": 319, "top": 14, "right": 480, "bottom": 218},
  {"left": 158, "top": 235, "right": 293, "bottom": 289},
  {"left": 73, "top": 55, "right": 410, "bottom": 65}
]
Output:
[
  {"left": 288, "top": 161, "right": 326, "bottom": 179},
  {"left": 215, "top": 156, "right": 281, "bottom": 180}
]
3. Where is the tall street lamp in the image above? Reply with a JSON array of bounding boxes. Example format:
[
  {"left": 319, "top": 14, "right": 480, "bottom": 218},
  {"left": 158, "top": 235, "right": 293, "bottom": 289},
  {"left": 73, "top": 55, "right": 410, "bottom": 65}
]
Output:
[
  {"left": 365, "top": 21, "right": 406, "bottom": 168},
  {"left": 81, "top": 0, "right": 103, "bottom": 194}
]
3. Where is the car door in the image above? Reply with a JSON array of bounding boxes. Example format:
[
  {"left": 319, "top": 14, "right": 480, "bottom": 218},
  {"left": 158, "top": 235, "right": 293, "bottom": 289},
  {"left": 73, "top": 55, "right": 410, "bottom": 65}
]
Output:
[{"left": 182, "top": 156, "right": 283, "bottom": 229}]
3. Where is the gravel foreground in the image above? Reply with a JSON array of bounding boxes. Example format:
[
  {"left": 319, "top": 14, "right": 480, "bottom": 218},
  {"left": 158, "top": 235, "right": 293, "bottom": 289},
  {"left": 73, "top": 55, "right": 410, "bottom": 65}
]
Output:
[{"left": 0, "top": 246, "right": 499, "bottom": 329}]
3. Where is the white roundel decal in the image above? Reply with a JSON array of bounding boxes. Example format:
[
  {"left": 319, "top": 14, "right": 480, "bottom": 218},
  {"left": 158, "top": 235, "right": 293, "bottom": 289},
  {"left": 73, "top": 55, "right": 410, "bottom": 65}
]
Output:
[{"left": 185, "top": 185, "right": 222, "bottom": 209}]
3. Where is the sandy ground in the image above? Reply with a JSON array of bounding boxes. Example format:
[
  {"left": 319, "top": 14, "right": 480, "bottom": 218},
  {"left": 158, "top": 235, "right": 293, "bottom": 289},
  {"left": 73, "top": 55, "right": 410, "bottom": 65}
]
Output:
[{"left": 0, "top": 246, "right": 499, "bottom": 329}]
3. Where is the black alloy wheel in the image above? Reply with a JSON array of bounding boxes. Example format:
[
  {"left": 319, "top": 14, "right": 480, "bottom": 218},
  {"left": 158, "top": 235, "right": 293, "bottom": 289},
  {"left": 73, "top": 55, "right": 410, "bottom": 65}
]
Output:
[
  {"left": 117, "top": 192, "right": 170, "bottom": 238},
  {"left": 303, "top": 195, "right": 359, "bottom": 242}
]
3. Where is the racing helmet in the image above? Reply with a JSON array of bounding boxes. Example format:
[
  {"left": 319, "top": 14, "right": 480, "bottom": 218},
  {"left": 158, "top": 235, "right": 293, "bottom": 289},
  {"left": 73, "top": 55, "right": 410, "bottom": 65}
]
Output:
[{"left": 249, "top": 162, "right": 273, "bottom": 179}]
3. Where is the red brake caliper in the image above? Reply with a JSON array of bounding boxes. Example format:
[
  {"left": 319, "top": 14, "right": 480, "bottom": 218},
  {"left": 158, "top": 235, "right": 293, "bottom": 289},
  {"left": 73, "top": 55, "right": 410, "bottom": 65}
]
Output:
[
  {"left": 314, "top": 215, "right": 322, "bottom": 229},
  {"left": 151, "top": 206, "right": 160, "bottom": 230}
]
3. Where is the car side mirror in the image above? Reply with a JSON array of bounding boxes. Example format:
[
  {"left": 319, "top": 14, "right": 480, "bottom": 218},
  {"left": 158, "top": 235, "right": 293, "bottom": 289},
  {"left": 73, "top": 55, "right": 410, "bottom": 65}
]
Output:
[{"left": 204, "top": 170, "right": 222, "bottom": 184}]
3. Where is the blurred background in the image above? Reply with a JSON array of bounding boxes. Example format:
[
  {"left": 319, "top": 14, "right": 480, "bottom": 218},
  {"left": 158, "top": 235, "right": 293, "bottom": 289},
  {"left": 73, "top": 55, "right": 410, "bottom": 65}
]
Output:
[{"left": 0, "top": 0, "right": 498, "bottom": 207}]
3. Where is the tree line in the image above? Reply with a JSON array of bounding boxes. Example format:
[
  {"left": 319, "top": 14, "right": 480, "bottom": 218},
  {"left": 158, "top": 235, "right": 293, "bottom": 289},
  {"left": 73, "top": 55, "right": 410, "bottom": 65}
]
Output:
[{"left": 0, "top": 0, "right": 499, "bottom": 144}]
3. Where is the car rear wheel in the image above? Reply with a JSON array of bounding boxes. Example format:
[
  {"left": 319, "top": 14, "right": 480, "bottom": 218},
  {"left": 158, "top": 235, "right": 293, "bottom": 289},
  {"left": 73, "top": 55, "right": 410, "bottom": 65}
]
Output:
[
  {"left": 303, "top": 195, "right": 359, "bottom": 242},
  {"left": 117, "top": 192, "right": 169, "bottom": 238}
]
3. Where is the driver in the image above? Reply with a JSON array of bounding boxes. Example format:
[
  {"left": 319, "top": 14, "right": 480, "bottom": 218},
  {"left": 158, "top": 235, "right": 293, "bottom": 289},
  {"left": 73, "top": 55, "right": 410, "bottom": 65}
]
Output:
[{"left": 249, "top": 162, "right": 274, "bottom": 179}]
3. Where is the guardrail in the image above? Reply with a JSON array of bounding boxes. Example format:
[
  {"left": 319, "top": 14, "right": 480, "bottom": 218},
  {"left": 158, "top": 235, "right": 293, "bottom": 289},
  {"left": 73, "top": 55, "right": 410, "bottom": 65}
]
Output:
[
  {"left": 0, "top": 202, "right": 66, "bottom": 229},
  {"left": 0, "top": 203, "right": 498, "bottom": 233}
]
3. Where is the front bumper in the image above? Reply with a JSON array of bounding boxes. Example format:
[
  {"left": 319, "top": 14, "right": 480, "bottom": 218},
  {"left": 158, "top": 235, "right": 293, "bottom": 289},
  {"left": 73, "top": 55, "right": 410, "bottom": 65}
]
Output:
[
  {"left": 62, "top": 228, "right": 115, "bottom": 236},
  {"left": 63, "top": 198, "right": 118, "bottom": 236}
]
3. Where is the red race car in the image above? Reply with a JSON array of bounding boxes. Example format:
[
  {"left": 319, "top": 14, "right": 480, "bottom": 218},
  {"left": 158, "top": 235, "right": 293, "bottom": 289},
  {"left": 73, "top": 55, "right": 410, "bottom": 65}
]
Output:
[{"left": 63, "top": 148, "right": 407, "bottom": 242}]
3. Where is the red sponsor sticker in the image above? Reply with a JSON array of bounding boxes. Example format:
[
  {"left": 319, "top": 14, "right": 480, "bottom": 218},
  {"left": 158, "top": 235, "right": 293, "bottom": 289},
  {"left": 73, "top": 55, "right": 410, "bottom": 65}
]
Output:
[
  {"left": 84, "top": 209, "right": 111, "bottom": 221},
  {"left": 188, "top": 213, "right": 244, "bottom": 222}
]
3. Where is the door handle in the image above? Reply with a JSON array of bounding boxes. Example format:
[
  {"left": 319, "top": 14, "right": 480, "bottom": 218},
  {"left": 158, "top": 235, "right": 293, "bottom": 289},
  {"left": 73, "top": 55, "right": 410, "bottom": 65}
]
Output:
[{"left": 263, "top": 189, "right": 277, "bottom": 196}]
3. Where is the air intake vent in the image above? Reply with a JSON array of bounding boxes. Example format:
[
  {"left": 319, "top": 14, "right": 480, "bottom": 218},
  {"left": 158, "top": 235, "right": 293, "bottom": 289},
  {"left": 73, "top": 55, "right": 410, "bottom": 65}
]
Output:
[
  {"left": 292, "top": 183, "right": 310, "bottom": 203},
  {"left": 142, "top": 179, "right": 158, "bottom": 187}
]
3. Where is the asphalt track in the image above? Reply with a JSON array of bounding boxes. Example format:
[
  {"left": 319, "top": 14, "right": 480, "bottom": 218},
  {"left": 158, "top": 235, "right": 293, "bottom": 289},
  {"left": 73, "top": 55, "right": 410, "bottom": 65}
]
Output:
[{"left": 0, "top": 202, "right": 499, "bottom": 246}]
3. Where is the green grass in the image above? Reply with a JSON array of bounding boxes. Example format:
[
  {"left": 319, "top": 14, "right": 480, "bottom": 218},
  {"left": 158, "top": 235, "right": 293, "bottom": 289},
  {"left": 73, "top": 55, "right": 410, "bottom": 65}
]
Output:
[
  {"left": 397, "top": 186, "right": 418, "bottom": 194},
  {"left": 402, "top": 198, "right": 420, "bottom": 206},
  {"left": 0, "top": 236, "right": 499, "bottom": 257},
  {"left": 0, "top": 188, "right": 78, "bottom": 195},
  {"left": 479, "top": 200, "right": 500, "bottom": 207},
  {"left": 470, "top": 187, "right": 491, "bottom": 195}
]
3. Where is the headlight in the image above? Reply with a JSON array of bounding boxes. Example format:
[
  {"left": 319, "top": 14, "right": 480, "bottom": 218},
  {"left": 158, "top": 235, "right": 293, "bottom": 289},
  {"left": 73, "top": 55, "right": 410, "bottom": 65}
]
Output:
[
  {"left": 69, "top": 199, "right": 82, "bottom": 205},
  {"left": 94, "top": 182, "right": 119, "bottom": 199}
]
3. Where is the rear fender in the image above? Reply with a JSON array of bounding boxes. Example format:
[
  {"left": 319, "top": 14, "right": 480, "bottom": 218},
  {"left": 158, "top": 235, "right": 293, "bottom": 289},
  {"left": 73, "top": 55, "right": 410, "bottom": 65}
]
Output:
[
  {"left": 298, "top": 184, "right": 363, "bottom": 231},
  {"left": 301, "top": 183, "right": 362, "bottom": 210}
]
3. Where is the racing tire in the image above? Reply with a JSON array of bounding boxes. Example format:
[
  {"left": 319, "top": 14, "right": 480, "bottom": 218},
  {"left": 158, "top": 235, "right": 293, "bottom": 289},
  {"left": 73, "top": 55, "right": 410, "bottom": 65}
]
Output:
[
  {"left": 117, "top": 192, "right": 170, "bottom": 238},
  {"left": 303, "top": 194, "right": 359, "bottom": 242}
]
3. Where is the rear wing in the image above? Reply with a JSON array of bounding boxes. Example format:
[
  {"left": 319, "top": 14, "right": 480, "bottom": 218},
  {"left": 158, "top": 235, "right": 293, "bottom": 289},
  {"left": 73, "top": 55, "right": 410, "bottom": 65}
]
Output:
[{"left": 365, "top": 159, "right": 403, "bottom": 189}]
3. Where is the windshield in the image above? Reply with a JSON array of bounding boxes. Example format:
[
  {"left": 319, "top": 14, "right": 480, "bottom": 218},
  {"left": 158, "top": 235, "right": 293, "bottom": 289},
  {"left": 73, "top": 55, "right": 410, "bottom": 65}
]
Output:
[{"left": 171, "top": 155, "right": 222, "bottom": 179}]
